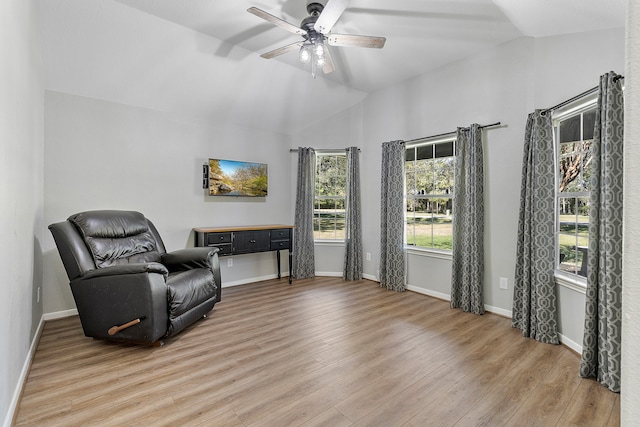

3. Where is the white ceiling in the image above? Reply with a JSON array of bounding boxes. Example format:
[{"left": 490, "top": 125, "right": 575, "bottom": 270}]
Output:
[{"left": 37, "top": 0, "right": 625, "bottom": 134}]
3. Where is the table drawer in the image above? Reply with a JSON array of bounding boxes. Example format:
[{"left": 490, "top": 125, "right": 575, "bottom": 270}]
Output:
[
  {"left": 206, "top": 232, "right": 231, "bottom": 245},
  {"left": 271, "top": 239, "right": 290, "bottom": 250},
  {"left": 212, "top": 244, "right": 232, "bottom": 255},
  {"left": 271, "top": 228, "right": 291, "bottom": 240}
]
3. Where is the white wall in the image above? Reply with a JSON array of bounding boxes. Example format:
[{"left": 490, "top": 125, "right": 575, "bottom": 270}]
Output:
[
  {"left": 622, "top": 0, "right": 640, "bottom": 423},
  {"left": 292, "top": 28, "right": 625, "bottom": 348},
  {"left": 43, "top": 92, "right": 293, "bottom": 314},
  {"left": 0, "top": 0, "right": 44, "bottom": 425}
]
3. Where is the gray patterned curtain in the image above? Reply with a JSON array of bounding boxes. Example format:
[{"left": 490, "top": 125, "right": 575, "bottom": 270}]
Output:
[
  {"left": 344, "top": 147, "right": 363, "bottom": 281},
  {"left": 379, "top": 141, "right": 406, "bottom": 291},
  {"left": 579, "top": 72, "right": 624, "bottom": 393},
  {"left": 450, "top": 124, "right": 485, "bottom": 314},
  {"left": 293, "top": 147, "right": 316, "bottom": 279},
  {"left": 512, "top": 111, "right": 560, "bottom": 345}
]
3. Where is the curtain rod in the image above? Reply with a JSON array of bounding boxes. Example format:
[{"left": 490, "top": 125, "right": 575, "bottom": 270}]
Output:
[
  {"left": 541, "top": 86, "right": 598, "bottom": 116},
  {"left": 541, "top": 75, "right": 624, "bottom": 116},
  {"left": 403, "top": 121, "right": 502, "bottom": 144},
  {"left": 291, "top": 121, "right": 504, "bottom": 151},
  {"left": 289, "top": 148, "right": 361, "bottom": 152}
]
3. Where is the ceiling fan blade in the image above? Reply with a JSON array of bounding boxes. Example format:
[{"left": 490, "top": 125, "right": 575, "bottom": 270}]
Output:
[
  {"left": 260, "top": 42, "right": 303, "bottom": 59},
  {"left": 322, "top": 48, "right": 335, "bottom": 74},
  {"left": 247, "top": 7, "right": 306, "bottom": 36},
  {"left": 327, "top": 34, "right": 386, "bottom": 49},
  {"left": 314, "top": 0, "right": 351, "bottom": 34}
]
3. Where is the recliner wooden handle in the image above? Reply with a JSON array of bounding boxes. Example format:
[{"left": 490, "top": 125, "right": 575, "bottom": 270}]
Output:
[{"left": 108, "top": 316, "right": 146, "bottom": 336}]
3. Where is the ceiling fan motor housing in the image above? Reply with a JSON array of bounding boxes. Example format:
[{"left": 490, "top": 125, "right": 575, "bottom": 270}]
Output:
[
  {"left": 301, "top": 3, "right": 325, "bottom": 43},
  {"left": 306, "top": 2, "right": 324, "bottom": 16},
  {"left": 306, "top": 0, "right": 326, "bottom": 12}
]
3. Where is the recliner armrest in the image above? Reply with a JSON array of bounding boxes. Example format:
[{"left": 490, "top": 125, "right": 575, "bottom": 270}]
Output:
[
  {"left": 80, "top": 262, "right": 169, "bottom": 280},
  {"left": 161, "top": 247, "right": 220, "bottom": 271},
  {"left": 70, "top": 263, "right": 170, "bottom": 342}
]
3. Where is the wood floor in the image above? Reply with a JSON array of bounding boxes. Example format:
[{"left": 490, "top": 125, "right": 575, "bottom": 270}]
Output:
[{"left": 14, "top": 277, "right": 619, "bottom": 426}]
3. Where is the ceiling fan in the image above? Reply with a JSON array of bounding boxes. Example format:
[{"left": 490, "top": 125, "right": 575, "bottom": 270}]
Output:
[{"left": 248, "top": 0, "right": 386, "bottom": 77}]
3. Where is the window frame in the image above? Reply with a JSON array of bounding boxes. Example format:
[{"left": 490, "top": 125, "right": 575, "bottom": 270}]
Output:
[
  {"left": 404, "top": 134, "right": 457, "bottom": 256},
  {"left": 313, "top": 150, "right": 347, "bottom": 242},
  {"left": 552, "top": 93, "right": 598, "bottom": 291}
]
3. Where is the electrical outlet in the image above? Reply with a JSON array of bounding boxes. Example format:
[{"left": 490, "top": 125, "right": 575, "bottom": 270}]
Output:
[
  {"left": 37, "top": 287, "right": 41, "bottom": 303},
  {"left": 500, "top": 277, "right": 508, "bottom": 290},
  {"left": 366, "top": 253, "right": 371, "bottom": 261},
  {"left": 227, "top": 258, "right": 233, "bottom": 267}
]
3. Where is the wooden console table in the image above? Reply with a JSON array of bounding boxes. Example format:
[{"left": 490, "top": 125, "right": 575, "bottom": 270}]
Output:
[{"left": 193, "top": 225, "right": 294, "bottom": 284}]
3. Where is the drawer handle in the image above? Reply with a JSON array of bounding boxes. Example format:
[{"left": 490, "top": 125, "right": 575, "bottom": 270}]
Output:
[
  {"left": 250, "top": 240, "right": 256, "bottom": 243},
  {"left": 220, "top": 236, "right": 224, "bottom": 240}
]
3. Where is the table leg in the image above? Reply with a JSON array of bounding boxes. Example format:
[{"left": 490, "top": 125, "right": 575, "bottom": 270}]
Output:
[{"left": 277, "top": 250, "right": 281, "bottom": 279}]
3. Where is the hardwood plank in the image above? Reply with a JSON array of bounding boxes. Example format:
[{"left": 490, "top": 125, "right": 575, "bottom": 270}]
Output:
[
  {"left": 607, "top": 395, "right": 621, "bottom": 427},
  {"left": 454, "top": 338, "right": 561, "bottom": 426},
  {"left": 350, "top": 364, "right": 467, "bottom": 426},
  {"left": 13, "top": 277, "right": 619, "bottom": 426},
  {"left": 504, "top": 350, "right": 583, "bottom": 426},
  {"left": 301, "top": 407, "right": 353, "bottom": 427},
  {"left": 556, "top": 377, "right": 619, "bottom": 426}
]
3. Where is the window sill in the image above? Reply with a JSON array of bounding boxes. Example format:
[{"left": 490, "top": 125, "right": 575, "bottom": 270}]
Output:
[
  {"left": 314, "top": 240, "right": 345, "bottom": 247},
  {"left": 554, "top": 270, "right": 587, "bottom": 294},
  {"left": 406, "top": 246, "right": 452, "bottom": 261}
]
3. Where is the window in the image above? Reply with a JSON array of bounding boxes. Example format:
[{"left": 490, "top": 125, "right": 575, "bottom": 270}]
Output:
[
  {"left": 554, "top": 99, "right": 596, "bottom": 278},
  {"left": 314, "top": 153, "right": 347, "bottom": 240},
  {"left": 405, "top": 137, "right": 456, "bottom": 250}
]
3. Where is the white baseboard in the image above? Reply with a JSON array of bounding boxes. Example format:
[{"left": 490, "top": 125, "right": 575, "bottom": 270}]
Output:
[
  {"left": 484, "top": 305, "right": 513, "bottom": 318},
  {"left": 43, "top": 308, "right": 78, "bottom": 321},
  {"left": 407, "top": 285, "right": 514, "bottom": 318},
  {"left": 315, "top": 272, "right": 380, "bottom": 281},
  {"left": 559, "top": 333, "right": 583, "bottom": 354},
  {"left": 224, "top": 272, "right": 376, "bottom": 285},
  {"left": 314, "top": 271, "right": 343, "bottom": 277},
  {"left": 3, "top": 316, "right": 45, "bottom": 427},
  {"left": 407, "top": 285, "right": 451, "bottom": 302},
  {"left": 222, "top": 273, "right": 288, "bottom": 288}
]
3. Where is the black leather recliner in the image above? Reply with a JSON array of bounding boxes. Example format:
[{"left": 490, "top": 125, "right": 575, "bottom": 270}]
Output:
[{"left": 48, "top": 210, "right": 221, "bottom": 344}]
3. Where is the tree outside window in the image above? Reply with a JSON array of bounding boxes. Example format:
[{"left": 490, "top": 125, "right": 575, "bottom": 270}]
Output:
[{"left": 555, "top": 106, "right": 596, "bottom": 278}]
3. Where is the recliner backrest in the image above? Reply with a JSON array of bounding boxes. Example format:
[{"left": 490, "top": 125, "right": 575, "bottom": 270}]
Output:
[{"left": 68, "top": 210, "right": 162, "bottom": 268}]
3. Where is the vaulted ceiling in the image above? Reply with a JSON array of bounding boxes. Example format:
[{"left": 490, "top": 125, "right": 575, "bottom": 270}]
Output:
[{"left": 37, "top": 0, "right": 625, "bottom": 134}]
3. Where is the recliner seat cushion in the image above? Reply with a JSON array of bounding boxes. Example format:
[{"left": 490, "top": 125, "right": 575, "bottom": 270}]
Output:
[
  {"left": 69, "top": 210, "right": 162, "bottom": 268},
  {"left": 167, "top": 269, "right": 216, "bottom": 319}
]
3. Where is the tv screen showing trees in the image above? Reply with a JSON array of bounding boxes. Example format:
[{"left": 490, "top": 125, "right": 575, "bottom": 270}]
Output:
[{"left": 208, "top": 159, "right": 268, "bottom": 197}]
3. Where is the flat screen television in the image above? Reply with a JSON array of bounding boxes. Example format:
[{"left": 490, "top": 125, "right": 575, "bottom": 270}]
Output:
[{"left": 208, "top": 158, "right": 268, "bottom": 197}]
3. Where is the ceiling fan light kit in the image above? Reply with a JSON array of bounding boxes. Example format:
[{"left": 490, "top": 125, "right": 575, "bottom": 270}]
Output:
[
  {"left": 247, "top": 0, "right": 385, "bottom": 78},
  {"left": 299, "top": 40, "right": 328, "bottom": 78},
  {"left": 299, "top": 44, "right": 311, "bottom": 64}
]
